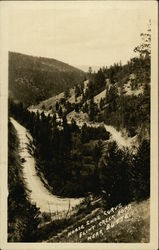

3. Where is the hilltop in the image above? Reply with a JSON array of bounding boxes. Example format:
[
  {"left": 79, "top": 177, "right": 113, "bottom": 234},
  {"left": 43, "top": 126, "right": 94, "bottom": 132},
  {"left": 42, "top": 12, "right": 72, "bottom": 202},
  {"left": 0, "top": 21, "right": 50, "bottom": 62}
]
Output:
[{"left": 9, "top": 52, "right": 85, "bottom": 107}]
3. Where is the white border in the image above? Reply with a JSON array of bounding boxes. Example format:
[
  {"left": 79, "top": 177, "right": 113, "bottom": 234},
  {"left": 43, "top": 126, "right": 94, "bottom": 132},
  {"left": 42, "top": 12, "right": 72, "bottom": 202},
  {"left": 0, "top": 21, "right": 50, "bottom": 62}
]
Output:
[{"left": 0, "top": 1, "right": 158, "bottom": 250}]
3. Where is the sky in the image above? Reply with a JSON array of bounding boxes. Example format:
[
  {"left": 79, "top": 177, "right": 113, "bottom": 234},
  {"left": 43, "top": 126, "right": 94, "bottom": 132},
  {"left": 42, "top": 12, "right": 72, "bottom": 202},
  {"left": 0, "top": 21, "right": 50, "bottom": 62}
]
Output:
[{"left": 7, "top": 1, "right": 152, "bottom": 71}]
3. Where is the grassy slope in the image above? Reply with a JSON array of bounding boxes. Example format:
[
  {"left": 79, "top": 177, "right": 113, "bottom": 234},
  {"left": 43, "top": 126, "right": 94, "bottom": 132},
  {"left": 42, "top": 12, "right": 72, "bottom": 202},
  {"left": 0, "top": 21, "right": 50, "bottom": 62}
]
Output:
[
  {"left": 30, "top": 91, "right": 65, "bottom": 111},
  {"left": 30, "top": 69, "right": 148, "bottom": 125},
  {"left": 47, "top": 198, "right": 149, "bottom": 243}
]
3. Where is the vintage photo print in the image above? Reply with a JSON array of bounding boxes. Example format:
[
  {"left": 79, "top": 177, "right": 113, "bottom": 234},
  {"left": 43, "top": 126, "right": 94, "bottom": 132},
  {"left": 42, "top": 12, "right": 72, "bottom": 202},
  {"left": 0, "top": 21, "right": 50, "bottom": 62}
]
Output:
[{"left": 0, "top": 1, "right": 158, "bottom": 250}]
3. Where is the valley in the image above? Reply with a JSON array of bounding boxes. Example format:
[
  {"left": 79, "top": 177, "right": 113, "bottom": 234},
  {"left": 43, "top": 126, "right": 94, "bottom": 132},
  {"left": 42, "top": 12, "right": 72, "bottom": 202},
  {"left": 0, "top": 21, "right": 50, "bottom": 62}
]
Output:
[
  {"left": 8, "top": 24, "right": 151, "bottom": 242},
  {"left": 9, "top": 52, "right": 85, "bottom": 106}
]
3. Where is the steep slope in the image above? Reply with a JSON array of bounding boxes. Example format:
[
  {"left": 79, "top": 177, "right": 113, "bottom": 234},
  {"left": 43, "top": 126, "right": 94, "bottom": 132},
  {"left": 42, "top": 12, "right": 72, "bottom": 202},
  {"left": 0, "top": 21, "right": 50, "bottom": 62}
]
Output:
[
  {"left": 47, "top": 198, "right": 150, "bottom": 242},
  {"left": 9, "top": 52, "right": 85, "bottom": 107},
  {"left": 30, "top": 91, "right": 65, "bottom": 111}
]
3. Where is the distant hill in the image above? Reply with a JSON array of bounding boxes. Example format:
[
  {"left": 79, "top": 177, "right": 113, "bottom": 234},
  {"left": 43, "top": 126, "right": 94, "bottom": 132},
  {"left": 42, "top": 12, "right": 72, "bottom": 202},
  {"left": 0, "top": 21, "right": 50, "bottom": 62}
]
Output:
[{"left": 9, "top": 52, "right": 85, "bottom": 106}]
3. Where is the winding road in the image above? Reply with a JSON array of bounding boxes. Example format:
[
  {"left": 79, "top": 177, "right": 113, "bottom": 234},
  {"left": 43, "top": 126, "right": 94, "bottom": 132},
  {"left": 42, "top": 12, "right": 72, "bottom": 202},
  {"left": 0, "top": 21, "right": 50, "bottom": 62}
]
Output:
[
  {"left": 11, "top": 118, "right": 82, "bottom": 214},
  {"left": 10, "top": 110, "right": 135, "bottom": 214},
  {"left": 29, "top": 108, "right": 134, "bottom": 149},
  {"left": 74, "top": 120, "right": 134, "bottom": 149}
]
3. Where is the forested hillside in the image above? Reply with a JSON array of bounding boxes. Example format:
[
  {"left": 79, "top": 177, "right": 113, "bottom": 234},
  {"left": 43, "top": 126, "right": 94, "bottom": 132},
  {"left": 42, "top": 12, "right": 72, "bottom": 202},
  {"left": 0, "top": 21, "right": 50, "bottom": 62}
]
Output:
[
  {"left": 83, "top": 56, "right": 150, "bottom": 139},
  {"left": 32, "top": 25, "right": 150, "bottom": 141},
  {"left": 33, "top": 55, "right": 150, "bottom": 141},
  {"left": 9, "top": 52, "right": 85, "bottom": 106}
]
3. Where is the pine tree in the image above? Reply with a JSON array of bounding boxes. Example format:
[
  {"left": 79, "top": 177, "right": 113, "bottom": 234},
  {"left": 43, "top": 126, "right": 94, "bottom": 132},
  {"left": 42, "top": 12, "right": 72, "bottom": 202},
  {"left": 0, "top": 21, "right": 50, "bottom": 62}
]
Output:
[
  {"left": 93, "top": 142, "right": 102, "bottom": 193},
  {"left": 89, "top": 97, "right": 95, "bottom": 121},
  {"left": 129, "top": 139, "right": 150, "bottom": 201},
  {"left": 52, "top": 113, "right": 57, "bottom": 127},
  {"left": 58, "top": 106, "right": 63, "bottom": 118},
  {"left": 134, "top": 20, "right": 151, "bottom": 58},
  {"left": 55, "top": 101, "right": 59, "bottom": 111},
  {"left": 99, "top": 142, "right": 130, "bottom": 207}
]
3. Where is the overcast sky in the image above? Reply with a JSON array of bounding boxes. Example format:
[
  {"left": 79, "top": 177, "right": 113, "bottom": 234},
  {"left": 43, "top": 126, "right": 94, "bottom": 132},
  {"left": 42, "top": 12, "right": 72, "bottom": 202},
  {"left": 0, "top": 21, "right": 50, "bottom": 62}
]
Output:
[{"left": 7, "top": 1, "right": 152, "bottom": 71}]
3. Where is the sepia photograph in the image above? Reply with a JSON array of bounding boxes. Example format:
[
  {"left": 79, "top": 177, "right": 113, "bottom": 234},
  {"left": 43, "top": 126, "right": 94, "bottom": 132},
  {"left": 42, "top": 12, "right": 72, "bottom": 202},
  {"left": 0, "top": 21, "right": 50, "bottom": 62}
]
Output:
[{"left": 0, "top": 1, "right": 158, "bottom": 250}]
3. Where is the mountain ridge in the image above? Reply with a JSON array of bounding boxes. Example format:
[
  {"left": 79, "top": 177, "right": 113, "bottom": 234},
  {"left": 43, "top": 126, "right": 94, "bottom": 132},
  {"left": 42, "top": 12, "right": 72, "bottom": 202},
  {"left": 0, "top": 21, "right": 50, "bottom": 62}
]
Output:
[
  {"left": 9, "top": 51, "right": 85, "bottom": 73},
  {"left": 9, "top": 51, "right": 86, "bottom": 107}
]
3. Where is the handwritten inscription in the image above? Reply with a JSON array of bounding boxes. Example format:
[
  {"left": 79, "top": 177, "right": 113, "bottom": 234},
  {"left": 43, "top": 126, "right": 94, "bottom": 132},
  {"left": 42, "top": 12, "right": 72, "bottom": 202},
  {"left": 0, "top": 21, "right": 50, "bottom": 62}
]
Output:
[{"left": 67, "top": 203, "right": 133, "bottom": 241}]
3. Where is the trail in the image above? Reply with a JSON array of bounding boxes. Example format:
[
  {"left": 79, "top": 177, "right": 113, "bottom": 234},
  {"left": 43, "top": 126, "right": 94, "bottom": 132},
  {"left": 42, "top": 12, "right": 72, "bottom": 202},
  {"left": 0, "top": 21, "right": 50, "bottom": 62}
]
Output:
[{"left": 11, "top": 117, "right": 82, "bottom": 214}]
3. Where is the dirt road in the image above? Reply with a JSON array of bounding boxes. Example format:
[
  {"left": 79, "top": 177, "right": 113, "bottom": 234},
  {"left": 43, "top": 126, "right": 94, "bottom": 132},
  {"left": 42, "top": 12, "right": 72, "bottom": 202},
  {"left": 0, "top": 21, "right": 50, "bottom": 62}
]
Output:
[{"left": 11, "top": 118, "right": 82, "bottom": 213}]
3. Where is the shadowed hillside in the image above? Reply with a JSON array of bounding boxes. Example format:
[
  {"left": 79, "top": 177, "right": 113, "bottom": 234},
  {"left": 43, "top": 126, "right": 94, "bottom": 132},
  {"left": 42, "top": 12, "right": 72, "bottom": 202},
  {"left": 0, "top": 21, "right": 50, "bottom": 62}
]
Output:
[{"left": 9, "top": 52, "right": 85, "bottom": 107}]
